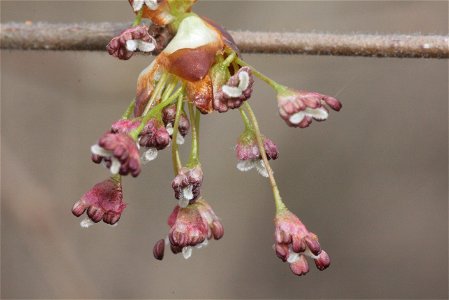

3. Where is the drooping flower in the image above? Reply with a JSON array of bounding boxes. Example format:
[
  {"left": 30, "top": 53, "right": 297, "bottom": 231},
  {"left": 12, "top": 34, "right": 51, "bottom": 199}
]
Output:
[
  {"left": 235, "top": 131, "right": 278, "bottom": 177},
  {"left": 138, "top": 119, "right": 171, "bottom": 162},
  {"left": 72, "top": 178, "right": 126, "bottom": 226},
  {"left": 213, "top": 66, "right": 255, "bottom": 112},
  {"left": 153, "top": 198, "right": 223, "bottom": 260},
  {"left": 106, "top": 25, "right": 156, "bottom": 60},
  {"left": 171, "top": 166, "right": 204, "bottom": 207},
  {"left": 91, "top": 132, "right": 141, "bottom": 177},
  {"left": 162, "top": 104, "right": 190, "bottom": 144},
  {"left": 277, "top": 88, "right": 342, "bottom": 128},
  {"left": 274, "top": 210, "right": 330, "bottom": 276}
]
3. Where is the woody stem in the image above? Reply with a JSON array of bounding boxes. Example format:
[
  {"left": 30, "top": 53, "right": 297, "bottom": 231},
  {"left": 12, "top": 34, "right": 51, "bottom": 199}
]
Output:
[{"left": 243, "top": 102, "right": 286, "bottom": 213}]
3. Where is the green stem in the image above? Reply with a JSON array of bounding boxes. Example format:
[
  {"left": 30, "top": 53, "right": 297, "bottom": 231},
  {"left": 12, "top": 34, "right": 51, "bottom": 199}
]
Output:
[
  {"left": 239, "top": 108, "right": 253, "bottom": 131},
  {"left": 235, "top": 57, "right": 286, "bottom": 92},
  {"left": 171, "top": 93, "right": 184, "bottom": 174},
  {"left": 161, "top": 77, "right": 177, "bottom": 102},
  {"left": 222, "top": 52, "right": 237, "bottom": 68},
  {"left": 132, "top": 9, "right": 143, "bottom": 26},
  {"left": 142, "top": 72, "right": 169, "bottom": 116},
  {"left": 122, "top": 99, "right": 136, "bottom": 119},
  {"left": 187, "top": 103, "right": 199, "bottom": 166},
  {"left": 111, "top": 174, "right": 121, "bottom": 184},
  {"left": 243, "top": 102, "right": 287, "bottom": 213}
]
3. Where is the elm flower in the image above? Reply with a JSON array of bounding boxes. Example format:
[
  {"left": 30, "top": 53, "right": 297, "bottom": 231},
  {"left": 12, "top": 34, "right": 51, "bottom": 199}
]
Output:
[
  {"left": 106, "top": 25, "right": 156, "bottom": 60},
  {"left": 138, "top": 119, "right": 171, "bottom": 163},
  {"left": 153, "top": 198, "right": 223, "bottom": 260},
  {"left": 235, "top": 131, "right": 278, "bottom": 177},
  {"left": 171, "top": 166, "right": 204, "bottom": 208},
  {"left": 277, "top": 88, "right": 342, "bottom": 128},
  {"left": 91, "top": 132, "right": 141, "bottom": 177},
  {"left": 168, "top": 204, "right": 209, "bottom": 259},
  {"left": 162, "top": 104, "right": 190, "bottom": 145},
  {"left": 213, "top": 66, "right": 254, "bottom": 112},
  {"left": 274, "top": 210, "right": 330, "bottom": 276},
  {"left": 72, "top": 178, "right": 126, "bottom": 227}
]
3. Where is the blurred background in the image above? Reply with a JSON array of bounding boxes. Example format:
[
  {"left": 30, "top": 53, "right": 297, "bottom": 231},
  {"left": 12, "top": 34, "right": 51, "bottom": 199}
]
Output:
[{"left": 1, "top": 1, "right": 448, "bottom": 299}]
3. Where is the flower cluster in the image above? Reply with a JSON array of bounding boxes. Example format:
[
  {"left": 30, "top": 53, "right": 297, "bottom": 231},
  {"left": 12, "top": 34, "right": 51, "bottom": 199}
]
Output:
[
  {"left": 153, "top": 198, "right": 223, "bottom": 260},
  {"left": 274, "top": 210, "right": 330, "bottom": 276},
  {"left": 72, "top": 0, "right": 341, "bottom": 278}
]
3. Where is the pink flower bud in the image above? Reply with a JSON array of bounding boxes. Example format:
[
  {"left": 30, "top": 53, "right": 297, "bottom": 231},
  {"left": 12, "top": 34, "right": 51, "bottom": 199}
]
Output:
[
  {"left": 277, "top": 88, "right": 342, "bottom": 128},
  {"left": 139, "top": 119, "right": 170, "bottom": 150},
  {"left": 153, "top": 239, "right": 166, "bottom": 260},
  {"left": 91, "top": 132, "right": 141, "bottom": 177},
  {"left": 274, "top": 210, "right": 330, "bottom": 276},
  {"left": 71, "top": 178, "right": 126, "bottom": 225},
  {"left": 111, "top": 119, "right": 140, "bottom": 135},
  {"left": 172, "top": 166, "right": 204, "bottom": 205}
]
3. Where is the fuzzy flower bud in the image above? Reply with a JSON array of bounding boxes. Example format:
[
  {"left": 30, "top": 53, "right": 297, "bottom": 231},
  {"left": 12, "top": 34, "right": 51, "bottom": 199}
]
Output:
[
  {"left": 172, "top": 166, "right": 204, "bottom": 208},
  {"left": 277, "top": 88, "right": 342, "bottom": 128},
  {"left": 106, "top": 25, "right": 156, "bottom": 60},
  {"left": 235, "top": 131, "right": 278, "bottom": 177},
  {"left": 91, "top": 133, "right": 141, "bottom": 177},
  {"left": 274, "top": 210, "right": 330, "bottom": 276},
  {"left": 72, "top": 178, "right": 126, "bottom": 226},
  {"left": 214, "top": 66, "right": 255, "bottom": 112},
  {"left": 155, "top": 198, "right": 223, "bottom": 260}
]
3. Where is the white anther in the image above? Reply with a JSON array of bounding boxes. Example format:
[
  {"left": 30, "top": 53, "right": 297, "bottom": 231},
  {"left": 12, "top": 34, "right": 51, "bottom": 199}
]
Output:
[
  {"left": 182, "top": 246, "right": 193, "bottom": 259},
  {"left": 289, "top": 112, "right": 306, "bottom": 125},
  {"left": 255, "top": 160, "right": 269, "bottom": 178},
  {"left": 80, "top": 218, "right": 95, "bottom": 228},
  {"left": 142, "top": 147, "right": 158, "bottom": 163},
  {"left": 236, "top": 160, "right": 256, "bottom": 172}
]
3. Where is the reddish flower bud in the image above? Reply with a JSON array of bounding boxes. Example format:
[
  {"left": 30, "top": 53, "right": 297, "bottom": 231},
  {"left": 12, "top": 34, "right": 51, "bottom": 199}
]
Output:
[
  {"left": 111, "top": 119, "right": 140, "bottom": 135},
  {"left": 72, "top": 178, "right": 126, "bottom": 226},
  {"left": 91, "top": 133, "right": 141, "bottom": 177},
  {"left": 106, "top": 25, "right": 156, "bottom": 60},
  {"left": 139, "top": 119, "right": 170, "bottom": 150},
  {"left": 277, "top": 88, "right": 341, "bottom": 128},
  {"left": 213, "top": 66, "right": 254, "bottom": 112},
  {"left": 153, "top": 238, "right": 166, "bottom": 260},
  {"left": 274, "top": 210, "right": 330, "bottom": 276},
  {"left": 171, "top": 166, "right": 204, "bottom": 207}
]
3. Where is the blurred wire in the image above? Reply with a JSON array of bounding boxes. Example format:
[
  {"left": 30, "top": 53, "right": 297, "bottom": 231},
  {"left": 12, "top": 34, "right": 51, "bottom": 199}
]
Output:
[{"left": 1, "top": 22, "right": 448, "bottom": 58}]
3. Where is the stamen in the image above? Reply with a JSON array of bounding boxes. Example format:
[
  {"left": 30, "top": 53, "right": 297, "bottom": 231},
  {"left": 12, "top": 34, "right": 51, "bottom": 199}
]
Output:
[
  {"left": 182, "top": 185, "right": 194, "bottom": 201},
  {"left": 255, "top": 160, "right": 269, "bottom": 178},
  {"left": 142, "top": 147, "right": 158, "bottom": 163},
  {"left": 91, "top": 144, "right": 110, "bottom": 157},
  {"left": 182, "top": 246, "right": 193, "bottom": 259},
  {"left": 126, "top": 40, "right": 138, "bottom": 52},
  {"left": 110, "top": 157, "right": 121, "bottom": 175},
  {"left": 238, "top": 71, "right": 250, "bottom": 91},
  {"left": 236, "top": 160, "right": 256, "bottom": 172},
  {"left": 222, "top": 85, "right": 243, "bottom": 98},
  {"left": 80, "top": 217, "right": 95, "bottom": 228},
  {"left": 289, "top": 112, "right": 305, "bottom": 125}
]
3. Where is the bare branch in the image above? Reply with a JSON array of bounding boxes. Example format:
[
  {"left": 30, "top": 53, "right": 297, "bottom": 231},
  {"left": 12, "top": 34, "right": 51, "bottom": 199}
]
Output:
[{"left": 1, "top": 22, "right": 448, "bottom": 58}]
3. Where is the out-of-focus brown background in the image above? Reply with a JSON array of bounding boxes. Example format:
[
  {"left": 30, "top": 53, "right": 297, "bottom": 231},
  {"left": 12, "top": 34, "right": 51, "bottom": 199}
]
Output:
[{"left": 1, "top": 1, "right": 448, "bottom": 299}]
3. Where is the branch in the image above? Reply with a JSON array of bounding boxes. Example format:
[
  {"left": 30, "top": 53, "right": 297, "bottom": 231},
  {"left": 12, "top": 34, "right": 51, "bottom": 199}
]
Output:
[{"left": 1, "top": 22, "right": 448, "bottom": 59}]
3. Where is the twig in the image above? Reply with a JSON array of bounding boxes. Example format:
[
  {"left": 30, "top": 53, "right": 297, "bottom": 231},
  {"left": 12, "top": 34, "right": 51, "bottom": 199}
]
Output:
[{"left": 1, "top": 22, "right": 448, "bottom": 58}]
